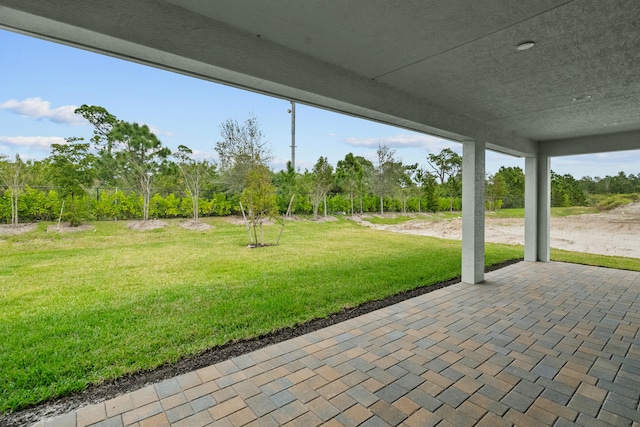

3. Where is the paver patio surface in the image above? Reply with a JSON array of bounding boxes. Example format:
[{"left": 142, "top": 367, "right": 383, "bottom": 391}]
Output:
[{"left": 35, "top": 262, "right": 640, "bottom": 426}]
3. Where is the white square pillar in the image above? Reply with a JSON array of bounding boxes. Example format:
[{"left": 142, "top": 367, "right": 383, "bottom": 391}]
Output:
[
  {"left": 537, "top": 154, "right": 551, "bottom": 262},
  {"left": 524, "top": 157, "right": 537, "bottom": 261},
  {"left": 461, "top": 140, "right": 485, "bottom": 284}
]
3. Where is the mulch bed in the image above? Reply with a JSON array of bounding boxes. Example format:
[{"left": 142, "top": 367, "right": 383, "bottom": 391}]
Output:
[{"left": 1, "top": 258, "right": 522, "bottom": 427}]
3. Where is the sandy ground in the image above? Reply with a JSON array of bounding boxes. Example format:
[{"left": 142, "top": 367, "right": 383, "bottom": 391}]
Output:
[{"left": 353, "top": 201, "right": 640, "bottom": 259}]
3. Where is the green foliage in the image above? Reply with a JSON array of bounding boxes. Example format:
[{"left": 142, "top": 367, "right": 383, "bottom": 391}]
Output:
[
  {"left": 48, "top": 138, "right": 95, "bottom": 226},
  {"left": 372, "top": 144, "right": 405, "bottom": 214},
  {"left": 173, "top": 145, "right": 217, "bottom": 222},
  {"left": 311, "top": 156, "right": 334, "bottom": 219},
  {"left": 427, "top": 148, "right": 462, "bottom": 212},
  {"left": 215, "top": 114, "right": 271, "bottom": 195},
  {"left": 494, "top": 166, "right": 524, "bottom": 208},
  {"left": 0, "top": 154, "right": 29, "bottom": 226},
  {"left": 551, "top": 171, "right": 586, "bottom": 207},
  {"left": 210, "top": 193, "right": 233, "bottom": 216},
  {"left": 75, "top": 105, "right": 171, "bottom": 221},
  {"left": 335, "top": 153, "right": 367, "bottom": 215},
  {"left": 588, "top": 193, "right": 640, "bottom": 211},
  {"left": 240, "top": 164, "right": 278, "bottom": 245},
  {"left": 438, "top": 197, "right": 461, "bottom": 211}
]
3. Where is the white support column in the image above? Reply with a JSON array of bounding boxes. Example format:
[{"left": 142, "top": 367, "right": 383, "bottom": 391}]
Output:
[
  {"left": 461, "top": 140, "right": 485, "bottom": 284},
  {"left": 537, "top": 155, "right": 551, "bottom": 262},
  {"left": 524, "top": 157, "right": 538, "bottom": 261}
]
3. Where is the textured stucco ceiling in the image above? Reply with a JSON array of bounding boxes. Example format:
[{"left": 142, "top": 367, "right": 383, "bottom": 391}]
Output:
[{"left": 1, "top": 0, "right": 639, "bottom": 157}]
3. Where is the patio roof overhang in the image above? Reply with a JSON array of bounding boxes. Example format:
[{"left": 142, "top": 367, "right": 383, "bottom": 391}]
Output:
[{"left": 1, "top": 0, "right": 638, "bottom": 282}]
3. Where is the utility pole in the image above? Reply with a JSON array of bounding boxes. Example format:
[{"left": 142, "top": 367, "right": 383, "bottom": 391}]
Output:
[{"left": 288, "top": 101, "right": 296, "bottom": 171}]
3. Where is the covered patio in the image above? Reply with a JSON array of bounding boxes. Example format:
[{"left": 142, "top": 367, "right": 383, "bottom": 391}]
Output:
[
  {"left": 2, "top": 1, "right": 640, "bottom": 425},
  {"left": 34, "top": 262, "right": 640, "bottom": 426}
]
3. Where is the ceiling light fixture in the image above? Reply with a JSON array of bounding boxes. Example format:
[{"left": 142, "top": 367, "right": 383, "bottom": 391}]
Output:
[
  {"left": 516, "top": 41, "right": 535, "bottom": 51},
  {"left": 572, "top": 95, "right": 592, "bottom": 102}
]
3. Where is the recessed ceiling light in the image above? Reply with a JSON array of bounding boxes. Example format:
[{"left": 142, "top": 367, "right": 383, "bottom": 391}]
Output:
[
  {"left": 602, "top": 122, "right": 619, "bottom": 126},
  {"left": 572, "top": 95, "right": 592, "bottom": 102},
  {"left": 516, "top": 41, "right": 535, "bottom": 51}
]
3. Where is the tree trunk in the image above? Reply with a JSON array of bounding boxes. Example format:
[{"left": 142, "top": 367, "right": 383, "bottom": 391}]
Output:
[
  {"left": 323, "top": 194, "right": 327, "bottom": 217},
  {"left": 350, "top": 192, "right": 354, "bottom": 215},
  {"left": 380, "top": 195, "right": 384, "bottom": 215},
  {"left": 193, "top": 190, "right": 199, "bottom": 223},
  {"left": 11, "top": 190, "right": 19, "bottom": 227}
]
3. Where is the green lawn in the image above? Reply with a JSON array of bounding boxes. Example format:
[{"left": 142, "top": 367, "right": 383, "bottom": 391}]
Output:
[
  {"left": 362, "top": 212, "right": 460, "bottom": 225},
  {"left": 486, "top": 206, "right": 599, "bottom": 218},
  {"left": 552, "top": 249, "right": 640, "bottom": 271},
  {"left": 362, "top": 207, "right": 598, "bottom": 224},
  {"left": 0, "top": 218, "right": 521, "bottom": 412}
]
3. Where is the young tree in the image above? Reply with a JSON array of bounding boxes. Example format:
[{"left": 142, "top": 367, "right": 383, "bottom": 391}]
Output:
[
  {"left": 398, "top": 163, "right": 419, "bottom": 213},
  {"left": 412, "top": 167, "right": 426, "bottom": 213},
  {"left": 75, "top": 105, "right": 171, "bottom": 221},
  {"left": 372, "top": 144, "right": 404, "bottom": 214},
  {"left": 335, "top": 153, "right": 364, "bottom": 215},
  {"left": 494, "top": 166, "right": 525, "bottom": 208},
  {"left": 274, "top": 161, "right": 297, "bottom": 216},
  {"left": 354, "top": 155, "right": 374, "bottom": 214},
  {"left": 215, "top": 114, "right": 272, "bottom": 195},
  {"left": 311, "top": 156, "right": 334, "bottom": 219},
  {"left": 174, "top": 145, "right": 216, "bottom": 223},
  {"left": 241, "top": 163, "right": 277, "bottom": 246},
  {"left": 112, "top": 122, "right": 171, "bottom": 221},
  {"left": 427, "top": 148, "right": 462, "bottom": 211},
  {"left": 0, "top": 154, "right": 29, "bottom": 227},
  {"left": 48, "top": 137, "right": 95, "bottom": 226},
  {"left": 485, "top": 172, "right": 506, "bottom": 211},
  {"left": 422, "top": 172, "right": 441, "bottom": 212},
  {"left": 74, "top": 105, "right": 119, "bottom": 186}
]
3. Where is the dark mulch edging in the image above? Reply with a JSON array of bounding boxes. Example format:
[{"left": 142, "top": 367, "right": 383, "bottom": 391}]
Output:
[{"left": 2, "top": 258, "right": 522, "bottom": 427}]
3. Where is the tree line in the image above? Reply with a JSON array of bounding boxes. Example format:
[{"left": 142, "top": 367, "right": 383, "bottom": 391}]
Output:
[{"left": 1, "top": 106, "right": 639, "bottom": 227}]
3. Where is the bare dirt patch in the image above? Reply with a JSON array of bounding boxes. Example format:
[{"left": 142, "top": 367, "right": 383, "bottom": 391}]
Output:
[
  {"left": 46, "top": 224, "right": 95, "bottom": 233},
  {"left": 356, "top": 202, "right": 640, "bottom": 258},
  {"left": 126, "top": 220, "right": 168, "bottom": 231},
  {"left": 312, "top": 215, "right": 339, "bottom": 223},
  {"left": 0, "top": 223, "right": 37, "bottom": 235},
  {"left": 179, "top": 220, "right": 213, "bottom": 231}
]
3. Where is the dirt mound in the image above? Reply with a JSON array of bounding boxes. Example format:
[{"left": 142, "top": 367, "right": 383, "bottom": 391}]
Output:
[
  {"left": 313, "top": 215, "right": 338, "bottom": 223},
  {"left": 46, "top": 224, "right": 95, "bottom": 233},
  {"left": 355, "top": 210, "right": 640, "bottom": 259},
  {"left": 607, "top": 200, "right": 640, "bottom": 217},
  {"left": 126, "top": 220, "right": 168, "bottom": 231},
  {"left": 179, "top": 220, "right": 213, "bottom": 231},
  {"left": 0, "top": 223, "right": 37, "bottom": 235}
]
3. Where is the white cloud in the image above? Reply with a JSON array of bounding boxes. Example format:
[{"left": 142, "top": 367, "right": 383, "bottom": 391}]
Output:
[
  {"left": 147, "top": 124, "right": 174, "bottom": 137},
  {"left": 270, "top": 156, "right": 291, "bottom": 171},
  {"left": 191, "top": 149, "right": 217, "bottom": 161},
  {"left": 0, "top": 97, "right": 87, "bottom": 126},
  {"left": 0, "top": 135, "right": 67, "bottom": 149},
  {"left": 343, "top": 133, "right": 457, "bottom": 153}
]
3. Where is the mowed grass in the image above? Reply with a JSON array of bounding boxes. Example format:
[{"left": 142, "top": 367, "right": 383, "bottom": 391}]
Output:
[
  {"left": 486, "top": 206, "right": 599, "bottom": 218},
  {"left": 552, "top": 249, "right": 640, "bottom": 271},
  {"left": 0, "top": 218, "right": 522, "bottom": 412}
]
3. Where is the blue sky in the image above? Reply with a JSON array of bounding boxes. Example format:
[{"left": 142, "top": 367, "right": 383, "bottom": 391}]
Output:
[{"left": 0, "top": 29, "right": 637, "bottom": 179}]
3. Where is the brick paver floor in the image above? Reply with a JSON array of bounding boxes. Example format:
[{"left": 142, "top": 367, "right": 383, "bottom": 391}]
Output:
[{"left": 34, "top": 262, "right": 640, "bottom": 426}]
